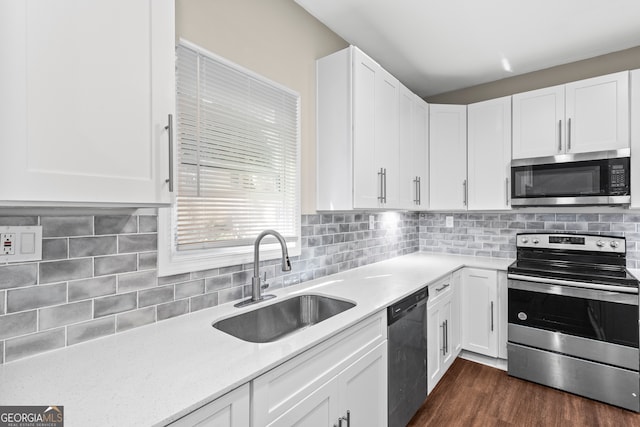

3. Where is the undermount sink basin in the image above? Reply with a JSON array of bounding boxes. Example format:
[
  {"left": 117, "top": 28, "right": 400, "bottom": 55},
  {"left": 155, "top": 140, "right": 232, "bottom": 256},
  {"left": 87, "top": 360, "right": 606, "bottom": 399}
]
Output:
[{"left": 212, "top": 294, "right": 356, "bottom": 343}]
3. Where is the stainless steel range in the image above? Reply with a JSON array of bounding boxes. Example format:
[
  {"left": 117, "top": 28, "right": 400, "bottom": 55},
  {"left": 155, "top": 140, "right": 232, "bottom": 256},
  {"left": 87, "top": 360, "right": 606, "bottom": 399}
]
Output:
[{"left": 507, "top": 233, "right": 640, "bottom": 411}]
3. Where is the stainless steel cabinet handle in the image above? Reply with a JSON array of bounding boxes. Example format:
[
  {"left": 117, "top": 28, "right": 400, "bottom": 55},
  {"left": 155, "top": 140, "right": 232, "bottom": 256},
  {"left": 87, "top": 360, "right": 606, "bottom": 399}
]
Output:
[
  {"left": 339, "top": 411, "right": 351, "bottom": 427},
  {"left": 469, "top": 275, "right": 489, "bottom": 279},
  {"left": 463, "top": 179, "right": 467, "bottom": 206},
  {"left": 436, "top": 283, "right": 450, "bottom": 292},
  {"left": 383, "top": 168, "right": 387, "bottom": 203},
  {"left": 165, "top": 114, "right": 174, "bottom": 192},
  {"left": 568, "top": 118, "right": 572, "bottom": 150},
  {"left": 558, "top": 119, "right": 562, "bottom": 152},
  {"left": 490, "top": 301, "right": 494, "bottom": 332},
  {"left": 444, "top": 319, "right": 449, "bottom": 354},
  {"left": 378, "top": 168, "right": 384, "bottom": 203},
  {"left": 417, "top": 176, "right": 421, "bottom": 205},
  {"left": 441, "top": 322, "right": 446, "bottom": 355},
  {"left": 505, "top": 178, "right": 509, "bottom": 205},
  {"left": 413, "top": 177, "right": 419, "bottom": 204}
]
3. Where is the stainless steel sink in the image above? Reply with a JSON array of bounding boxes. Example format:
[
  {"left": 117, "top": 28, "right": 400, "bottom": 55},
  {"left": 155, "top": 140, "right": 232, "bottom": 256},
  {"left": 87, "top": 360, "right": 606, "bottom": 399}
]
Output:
[{"left": 212, "top": 294, "right": 356, "bottom": 343}]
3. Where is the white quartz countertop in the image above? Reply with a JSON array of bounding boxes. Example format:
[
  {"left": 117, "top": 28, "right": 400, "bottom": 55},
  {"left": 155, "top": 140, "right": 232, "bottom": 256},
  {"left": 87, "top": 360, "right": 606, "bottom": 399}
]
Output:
[{"left": 0, "top": 253, "right": 512, "bottom": 427}]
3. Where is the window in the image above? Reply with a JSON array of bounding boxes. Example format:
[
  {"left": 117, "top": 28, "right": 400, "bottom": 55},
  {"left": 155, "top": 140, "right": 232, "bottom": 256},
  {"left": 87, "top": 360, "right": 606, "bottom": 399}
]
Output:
[{"left": 158, "top": 41, "right": 300, "bottom": 276}]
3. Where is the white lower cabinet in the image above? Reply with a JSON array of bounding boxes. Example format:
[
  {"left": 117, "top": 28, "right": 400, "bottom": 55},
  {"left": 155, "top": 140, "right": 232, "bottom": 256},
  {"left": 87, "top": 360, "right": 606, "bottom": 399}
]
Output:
[
  {"left": 253, "top": 310, "right": 387, "bottom": 427},
  {"left": 169, "top": 383, "right": 250, "bottom": 427},
  {"left": 427, "top": 274, "right": 460, "bottom": 393},
  {"left": 460, "top": 268, "right": 499, "bottom": 357}
]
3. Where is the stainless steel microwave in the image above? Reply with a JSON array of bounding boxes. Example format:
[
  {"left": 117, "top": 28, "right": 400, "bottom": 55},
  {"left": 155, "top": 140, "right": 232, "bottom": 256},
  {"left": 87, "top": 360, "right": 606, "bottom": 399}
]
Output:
[{"left": 510, "top": 149, "right": 630, "bottom": 206}]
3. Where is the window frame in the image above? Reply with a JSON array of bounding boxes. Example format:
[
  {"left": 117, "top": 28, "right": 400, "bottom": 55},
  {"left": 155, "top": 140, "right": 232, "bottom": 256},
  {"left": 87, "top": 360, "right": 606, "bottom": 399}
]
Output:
[{"left": 158, "top": 40, "right": 301, "bottom": 277}]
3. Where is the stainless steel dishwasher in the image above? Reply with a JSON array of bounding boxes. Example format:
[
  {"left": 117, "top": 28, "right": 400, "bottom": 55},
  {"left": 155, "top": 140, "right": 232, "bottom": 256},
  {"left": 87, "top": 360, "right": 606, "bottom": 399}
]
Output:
[{"left": 387, "top": 286, "right": 428, "bottom": 427}]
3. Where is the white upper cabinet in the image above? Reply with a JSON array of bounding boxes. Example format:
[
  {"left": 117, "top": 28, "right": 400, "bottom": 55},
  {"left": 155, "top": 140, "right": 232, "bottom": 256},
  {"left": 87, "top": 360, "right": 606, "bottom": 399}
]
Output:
[
  {"left": 467, "top": 96, "right": 512, "bottom": 210},
  {"left": 512, "top": 85, "right": 564, "bottom": 159},
  {"left": 429, "top": 104, "right": 467, "bottom": 210},
  {"left": 565, "top": 72, "right": 629, "bottom": 154},
  {"left": 317, "top": 46, "right": 399, "bottom": 210},
  {"left": 0, "top": 0, "right": 175, "bottom": 206},
  {"left": 512, "top": 71, "right": 629, "bottom": 159},
  {"left": 399, "top": 85, "right": 429, "bottom": 210}
]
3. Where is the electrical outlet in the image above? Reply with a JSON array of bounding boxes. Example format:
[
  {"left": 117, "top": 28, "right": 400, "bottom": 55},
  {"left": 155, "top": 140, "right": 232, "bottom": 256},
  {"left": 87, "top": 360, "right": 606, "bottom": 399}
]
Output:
[
  {"left": 369, "top": 215, "right": 375, "bottom": 230},
  {"left": 445, "top": 216, "right": 454, "bottom": 228},
  {"left": 2, "top": 233, "right": 15, "bottom": 255},
  {"left": 0, "top": 226, "right": 42, "bottom": 263}
]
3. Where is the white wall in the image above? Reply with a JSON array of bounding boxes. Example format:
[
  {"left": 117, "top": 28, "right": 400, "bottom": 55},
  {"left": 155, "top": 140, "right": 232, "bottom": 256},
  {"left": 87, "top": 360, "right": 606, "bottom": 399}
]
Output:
[{"left": 175, "top": 0, "right": 348, "bottom": 214}]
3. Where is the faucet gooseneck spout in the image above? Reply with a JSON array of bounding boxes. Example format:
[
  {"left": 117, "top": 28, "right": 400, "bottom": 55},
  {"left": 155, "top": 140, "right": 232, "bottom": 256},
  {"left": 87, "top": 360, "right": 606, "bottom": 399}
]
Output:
[{"left": 235, "top": 229, "right": 291, "bottom": 308}]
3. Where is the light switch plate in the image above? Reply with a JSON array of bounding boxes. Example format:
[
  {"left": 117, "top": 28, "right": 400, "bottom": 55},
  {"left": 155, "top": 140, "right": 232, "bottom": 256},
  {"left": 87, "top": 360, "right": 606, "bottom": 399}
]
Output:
[{"left": 0, "top": 226, "right": 42, "bottom": 263}]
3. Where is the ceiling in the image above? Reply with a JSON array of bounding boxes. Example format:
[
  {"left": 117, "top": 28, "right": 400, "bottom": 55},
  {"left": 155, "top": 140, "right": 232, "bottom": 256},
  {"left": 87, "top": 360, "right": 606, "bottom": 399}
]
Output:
[{"left": 294, "top": 0, "right": 640, "bottom": 97}]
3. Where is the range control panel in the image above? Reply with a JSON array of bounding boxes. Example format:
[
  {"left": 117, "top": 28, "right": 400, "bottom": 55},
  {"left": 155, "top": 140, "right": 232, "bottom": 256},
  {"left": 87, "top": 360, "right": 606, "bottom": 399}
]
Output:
[
  {"left": 516, "top": 233, "right": 626, "bottom": 253},
  {"left": 0, "top": 226, "right": 43, "bottom": 263}
]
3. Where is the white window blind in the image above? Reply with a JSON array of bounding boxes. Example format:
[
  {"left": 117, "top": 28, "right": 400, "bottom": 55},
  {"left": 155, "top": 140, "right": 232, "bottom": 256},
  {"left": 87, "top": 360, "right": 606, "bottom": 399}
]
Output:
[{"left": 174, "top": 42, "right": 300, "bottom": 252}]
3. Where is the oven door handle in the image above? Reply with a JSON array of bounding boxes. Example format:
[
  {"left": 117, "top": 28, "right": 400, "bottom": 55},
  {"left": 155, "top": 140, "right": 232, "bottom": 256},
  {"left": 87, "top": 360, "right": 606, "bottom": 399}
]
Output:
[
  {"left": 507, "top": 274, "right": 638, "bottom": 295},
  {"left": 508, "top": 276, "right": 638, "bottom": 305}
]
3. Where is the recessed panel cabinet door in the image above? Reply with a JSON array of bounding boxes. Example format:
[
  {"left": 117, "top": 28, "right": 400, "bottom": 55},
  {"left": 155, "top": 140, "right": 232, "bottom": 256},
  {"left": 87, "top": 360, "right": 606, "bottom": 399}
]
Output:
[
  {"left": 512, "top": 85, "right": 564, "bottom": 159},
  {"left": 429, "top": 104, "right": 467, "bottom": 210},
  {"left": 565, "top": 71, "right": 629, "bottom": 154},
  {"left": 269, "top": 378, "right": 340, "bottom": 427},
  {"left": 0, "top": 0, "right": 174, "bottom": 205},
  {"left": 467, "top": 96, "right": 512, "bottom": 210}
]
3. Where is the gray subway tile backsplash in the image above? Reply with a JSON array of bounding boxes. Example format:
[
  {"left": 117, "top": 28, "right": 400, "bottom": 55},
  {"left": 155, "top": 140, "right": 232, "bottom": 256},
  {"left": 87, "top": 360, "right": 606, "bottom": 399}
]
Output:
[
  {"left": 39, "top": 258, "right": 93, "bottom": 284},
  {"left": 4, "top": 209, "right": 638, "bottom": 364},
  {"left": 5, "top": 328, "right": 65, "bottom": 363},
  {"left": 67, "top": 317, "right": 115, "bottom": 346},
  {"left": 68, "top": 275, "right": 117, "bottom": 302},
  {"left": 0, "top": 310, "right": 37, "bottom": 340},
  {"left": 7, "top": 283, "right": 67, "bottom": 313},
  {"left": 0, "top": 264, "right": 38, "bottom": 290},
  {"left": 94, "top": 253, "right": 137, "bottom": 276},
  {"left": 39, "top": 301, "right": 93, "bottom": 330},
  {"left": 69, "top": 236, "right": 117, "bottom": 258},
  {"left": 94, "top": 292, "right": 137, "bottom": 318}
]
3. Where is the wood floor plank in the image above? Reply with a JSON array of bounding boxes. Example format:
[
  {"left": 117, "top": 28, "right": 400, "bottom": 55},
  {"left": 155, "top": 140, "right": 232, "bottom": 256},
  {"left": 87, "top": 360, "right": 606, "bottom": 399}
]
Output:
[{"left": 407, "top": 358, "right": 640, "bottom": 427}]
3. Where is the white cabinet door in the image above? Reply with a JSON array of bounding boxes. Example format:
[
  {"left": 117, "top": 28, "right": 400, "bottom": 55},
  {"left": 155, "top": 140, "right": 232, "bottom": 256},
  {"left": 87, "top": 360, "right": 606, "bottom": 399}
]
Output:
[
  {"left": 169, "top": 384, "right": 250, "bottom": 427},
  {"left": 319, "top": 46, "right": 400, "bottom": 210},
  {"left": 440, "top": 298, "right": 454, "bottom": 370},
  {"left": 427, "top": 301, "right": 444, "bottom": 394},
  {"left": 497, "top": 271, "right": 509, "bottom": 359},
  {"left": 565, "top": 71, "right": 629, "bottom": 154},
  {"left": 631, "top": 69, "right": 640, "bottom": 208},
  {"left": 0, "top": 0, "right": 174, "bottom": 206},
  {"left": 399, "top": 86, "right": 429, "bottom": 210},
  {"left": 352, "top": 49, "right": 380, "bottom": 209},
  {"left": 352, "top": 48, "right": 399, "bottom": 209},
  {"left": 461, "top": 268, "right": 498, "bottom": 357},
  {"left": 467, "top": 96, "right": 512, "bottom": 210},
  {"left": 375, "top": 67, "right": 400, "bottom": 208},
  {"left": 429, "top": 104, "right": 467, "bottom": 210},
  {"left": 338, "top": 342, "right": 388, "bottom": 427},
  {"left": 512, "top": 85, "right": 565, "bottom": 159},
  {"left": 269, "top": 378, "right": 340, "bottom": 427}
]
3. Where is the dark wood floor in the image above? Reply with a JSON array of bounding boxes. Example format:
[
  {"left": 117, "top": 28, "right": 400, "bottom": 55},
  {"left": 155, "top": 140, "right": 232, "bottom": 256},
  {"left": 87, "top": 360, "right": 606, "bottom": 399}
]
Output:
[{"left": 407, "top": 358, "right": 640, "bottom": 427}]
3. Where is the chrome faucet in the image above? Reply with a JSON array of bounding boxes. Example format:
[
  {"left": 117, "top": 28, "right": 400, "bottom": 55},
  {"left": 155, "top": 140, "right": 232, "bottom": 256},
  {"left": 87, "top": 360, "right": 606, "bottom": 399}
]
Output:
[{"left": 234, "top": 230, "right": 291, "bottom": 307}]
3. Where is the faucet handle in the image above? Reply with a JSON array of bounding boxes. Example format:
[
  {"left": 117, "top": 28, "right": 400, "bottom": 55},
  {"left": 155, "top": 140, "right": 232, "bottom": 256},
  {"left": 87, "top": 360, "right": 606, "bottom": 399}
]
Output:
[{"left": 261, "top": 271, "right": 269, "bottom": 290}]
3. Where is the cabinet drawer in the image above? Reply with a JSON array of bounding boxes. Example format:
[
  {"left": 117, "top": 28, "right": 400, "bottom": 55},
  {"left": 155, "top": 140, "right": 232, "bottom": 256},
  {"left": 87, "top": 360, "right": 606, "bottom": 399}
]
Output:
[
  {"left": 253, "top": 310, "right": 386, "bottom": 426},
  {"left": 427, "top": 274, "right": 452, "bottom": 307}
]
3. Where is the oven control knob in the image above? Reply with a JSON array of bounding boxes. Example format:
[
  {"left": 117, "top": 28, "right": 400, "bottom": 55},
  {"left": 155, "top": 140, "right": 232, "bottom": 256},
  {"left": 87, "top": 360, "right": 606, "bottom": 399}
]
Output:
[
  {"left": 518, "top": 312, "right": 528, "bottom": 321},
  {"left": 532, "top": 238, "right": 539, "bottom": 244},
  {"left": 610, "top": 241, "right": 619, "bottom": 248},
  {"left": 521, "top": 237, "right": 529, "bottom": 244},
  {"left": 596, "top": 240, "right": 605, "bottom": 247}
]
